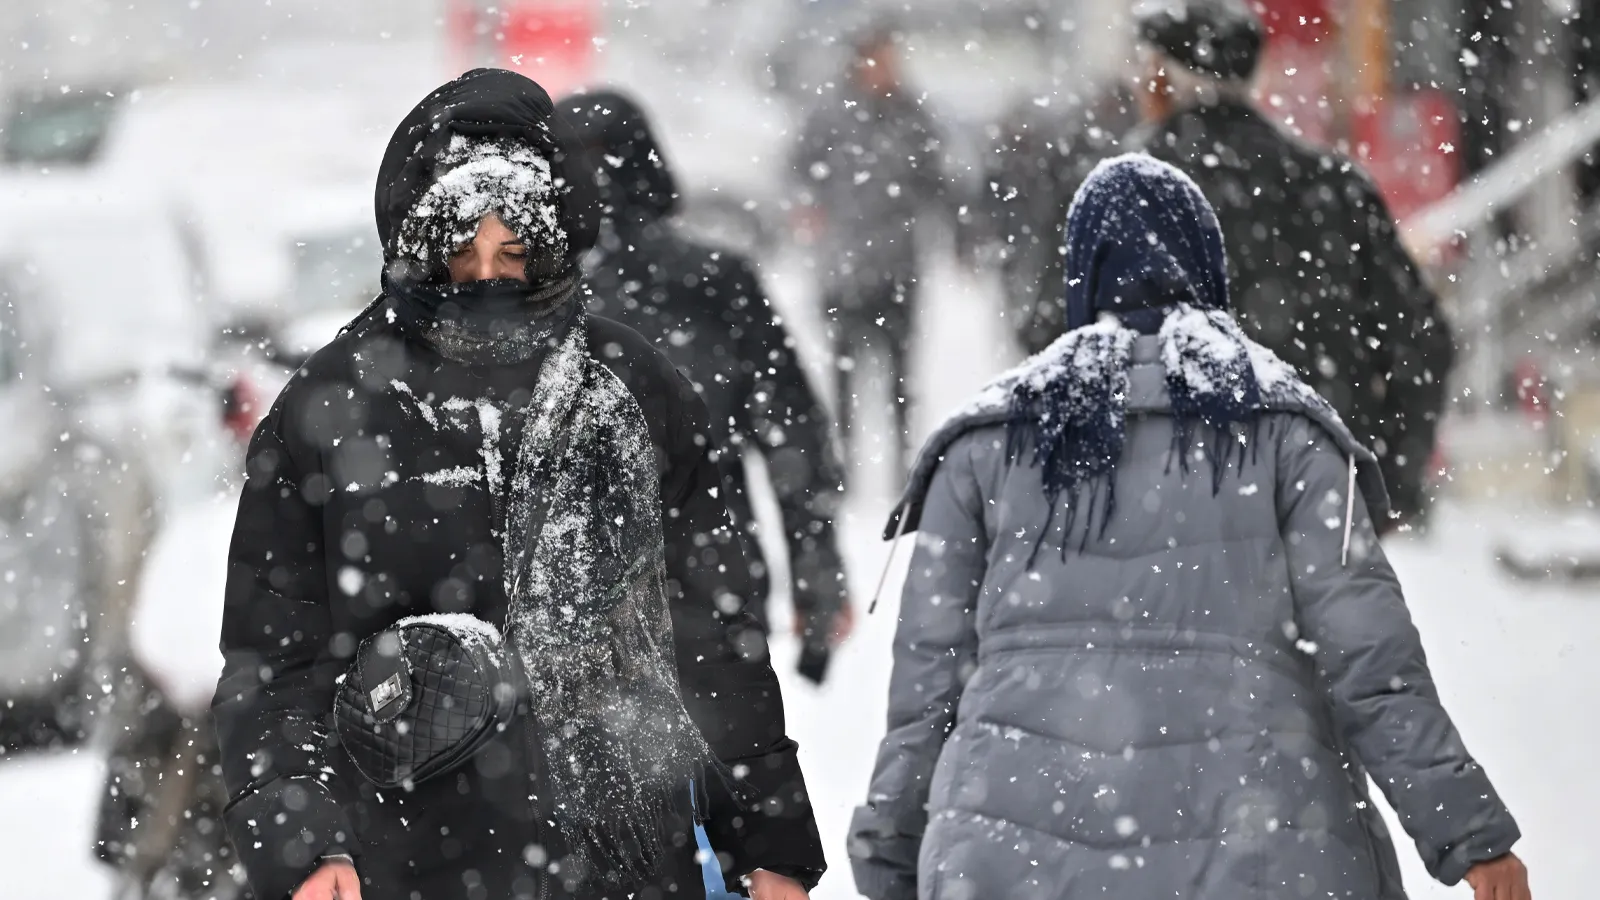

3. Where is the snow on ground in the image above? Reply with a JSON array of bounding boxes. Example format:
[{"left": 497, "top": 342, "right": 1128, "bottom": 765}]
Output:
[
  {"left": 0, "top": 256, "right": 1591, "bottom": 899},
  {"left": 0, "top": 749, "right": 114, "bottom": 897}
]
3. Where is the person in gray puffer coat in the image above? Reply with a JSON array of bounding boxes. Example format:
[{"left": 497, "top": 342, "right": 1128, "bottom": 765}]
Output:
[{"left": 848, "top": 155, "right": 1529, "bottom": 900}]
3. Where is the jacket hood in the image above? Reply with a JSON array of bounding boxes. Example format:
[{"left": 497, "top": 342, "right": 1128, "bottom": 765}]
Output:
[
  {"left": 886, "top": 332, "right": 1389, "bottom": 539},
  {"left": 375, "top": 68, "right": 600, "bottom": 274},
  {"left": 559, "top": 88, "right": 679, "bottom": 223}
]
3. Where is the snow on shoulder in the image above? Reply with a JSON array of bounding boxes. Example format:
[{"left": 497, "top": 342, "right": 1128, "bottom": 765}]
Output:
[{"left": 932, "top": 305, "right": 1334, "bottom": 438}]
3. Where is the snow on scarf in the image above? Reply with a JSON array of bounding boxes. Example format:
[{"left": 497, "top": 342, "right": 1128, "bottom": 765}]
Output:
[
  {"left": 1006, "top": 155, "right": 1332, "bottom": 558},
  {"left": 1005, "top": 304, "right": 1336, "bottom": 556},
  {"left": 503, "top": 315, "right": 716, "bottom": 885}
]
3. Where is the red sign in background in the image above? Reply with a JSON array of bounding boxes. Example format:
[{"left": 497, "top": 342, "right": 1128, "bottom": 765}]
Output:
[
  {"left": 1248, "top": 0, "right": 1461, "bottom": 221},
  {"left": 447, "top": 0, "right": 595, "bottom": 99}
]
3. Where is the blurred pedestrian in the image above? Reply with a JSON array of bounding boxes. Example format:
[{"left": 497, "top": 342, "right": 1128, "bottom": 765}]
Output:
[
  {"left": 564, "top": 89, "right": 854, "bottom": 684},
  {"left": 976, "top": 86, "right": 1136, "bottom": 357},
  {"left": 1126, "top": 0, "right": 1454, "bottom": 531},
  {"left": 97, "top": 667, "right": 253, "bottom": 900},
  {"left": 848, "top": 155, "right": 1527, "bottom": 900},
  {"left": 212, "top": 68, "right": 823, "bottom": 900},
  {"left": 790, "top": 22, "right": 948, "bottom": 485}
]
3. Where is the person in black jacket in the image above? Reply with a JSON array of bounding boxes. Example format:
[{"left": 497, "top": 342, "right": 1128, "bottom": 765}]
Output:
[
  {"left": 1125, "top": 0, "right": 1455, "bottom": 529},
  {"left": 789, "top": 24, "right": 949, "bottom": 484},
  {"left": 561, "top": 89, "right": 852, "bottom": 684},
  {"left": 211, "top": 68, "right": 824, "bottom": 900}
]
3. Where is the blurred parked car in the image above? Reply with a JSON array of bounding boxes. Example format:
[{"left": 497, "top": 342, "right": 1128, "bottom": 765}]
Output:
[{"left": 0, "top": 175, "right": 225, "bottom": 756}]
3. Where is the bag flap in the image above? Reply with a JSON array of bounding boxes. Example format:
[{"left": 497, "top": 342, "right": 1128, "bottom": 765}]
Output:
[{"left": 357, "top": 629, "right": 412, "bottom": 723}]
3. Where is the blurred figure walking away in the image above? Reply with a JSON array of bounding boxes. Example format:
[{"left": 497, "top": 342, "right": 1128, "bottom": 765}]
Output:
[
  {"left": 97, "top": 669, "right": 254, "bottom": 900},
  {"left": 848, "top": 154, "right": 1528, "bottom": 900},
  {"left": 1127, "top": 0, "right": 1454, "bottom": 531},
  {"left": 976, "top": 85, "right": 1136, "bottom": 357},
  {"left": 564, "top": 89, "right": 853, "bottom": 683},
  {"left": 789, "top": 21, "right": 949, "bottom": 486}
]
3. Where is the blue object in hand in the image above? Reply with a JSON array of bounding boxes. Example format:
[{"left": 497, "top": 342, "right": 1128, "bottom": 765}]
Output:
[{"left": 696, "top": 822, "right": 743, "bottom": 899}]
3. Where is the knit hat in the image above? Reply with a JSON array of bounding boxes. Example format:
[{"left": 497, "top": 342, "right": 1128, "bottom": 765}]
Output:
[{"left": 1135, "top": 0, "right": 1265, "bottom": 82}]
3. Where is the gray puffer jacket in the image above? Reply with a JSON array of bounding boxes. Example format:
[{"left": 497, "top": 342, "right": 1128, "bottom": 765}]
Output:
[{"left": 849, "top": 336, "right": 1519, "bottom": 900}]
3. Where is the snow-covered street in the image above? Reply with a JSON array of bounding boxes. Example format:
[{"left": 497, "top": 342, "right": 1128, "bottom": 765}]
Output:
[{"left": 3, "top": 258, "right": 1592, "bottom": 899}]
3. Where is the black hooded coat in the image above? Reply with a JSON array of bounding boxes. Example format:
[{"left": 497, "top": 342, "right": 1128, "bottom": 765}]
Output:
[
  {"left": 212, "top": 69, "right": 825, "bottom": 900},
  {"left": 1130, "top": 99, "right": 1455, "bottom": 525},
  {"left": 564, "top": 90, "right": 848, "bottom": 675}
]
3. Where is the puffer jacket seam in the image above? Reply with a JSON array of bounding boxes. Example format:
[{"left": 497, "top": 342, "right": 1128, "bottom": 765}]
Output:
[
  {"left": 965, "top": 716, "right": 1343, "bottom": 757},
  {"left": 979, "top": 622, "right": 1309, "bottom": 681},
  {"left": 983, "top": 639, "right": 1304, "bottom": 675},
  {"left": 995, "top": 531, "right": 1274, "bottom": 564},
  {"left": 936, "top": 807, "right": 1228, "bottom": 851},
  {"left": 939, "top": 804, "right": 1377, "bottom": 859}
]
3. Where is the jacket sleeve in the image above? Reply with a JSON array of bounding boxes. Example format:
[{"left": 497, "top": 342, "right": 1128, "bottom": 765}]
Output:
[
  {"left": 1348, "top": 171, "right": 1454, "bottom": 523},
  {"left": 659, "top": 366, "right": 827, "bottom": 889},
  {"left": 211, "top": 398, "right": 358, "bottom": 900},
  {"left": 849, "top": 437, "right": 986, "bottom": 900},
  {"left": 1277, "top": 417, "right": 1517, "bottom": 886},
  {"left": 735, "top": 262, "right": 849, "bottom": 633}
]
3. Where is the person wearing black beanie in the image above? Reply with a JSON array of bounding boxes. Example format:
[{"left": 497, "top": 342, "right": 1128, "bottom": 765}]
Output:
[{"left": 1126, "top": 0, "right": 1456, "bottom": 533}]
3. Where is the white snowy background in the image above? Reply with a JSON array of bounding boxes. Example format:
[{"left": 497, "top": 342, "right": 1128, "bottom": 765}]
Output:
[{"left": 0, "top": 2, "right": 1591, "bottom": 898}]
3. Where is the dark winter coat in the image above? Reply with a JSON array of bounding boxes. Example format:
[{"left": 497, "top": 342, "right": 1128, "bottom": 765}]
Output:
[
  {"left": 212, "top": 69, "right": 825, "bottom": 900},
  {"left": 848, "top": 335, "right": 1520, "bottom": 900},
  {"left": 567, "top": 90, "right": 848, "bottom": 649},
  {"left": 790, "top": 82, "right": 947, "bottom": 303},
  {"left": 1129, "top": 99, "right": 1454, "bottom": 524}
]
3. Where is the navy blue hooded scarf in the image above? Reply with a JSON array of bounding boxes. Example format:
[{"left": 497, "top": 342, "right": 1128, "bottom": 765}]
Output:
[
  {"left": 1063, "top": 152, "right": 1229, "bottom": 332},
  {"left": 1008, "top": 154, "right": 1269, "bottom": 557}
]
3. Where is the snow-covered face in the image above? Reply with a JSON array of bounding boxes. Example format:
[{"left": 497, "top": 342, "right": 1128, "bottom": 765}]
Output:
[
  {"left": 447, "top": 213, "right": 530, "bottom": 283},
  {"left": 395, "top": 135, "right": 568, "bottom": 284}
]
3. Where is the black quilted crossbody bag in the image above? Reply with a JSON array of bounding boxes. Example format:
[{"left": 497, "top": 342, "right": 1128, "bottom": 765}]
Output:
[
  {"left": 332, "top": 614, "right": 518, "bottom": 789},
  {"left": 332, "top": 316, "right": 579, "bottom": 790}
]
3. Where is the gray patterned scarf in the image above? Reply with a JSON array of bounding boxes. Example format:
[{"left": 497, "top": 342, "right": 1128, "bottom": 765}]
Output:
[{"left": 504, "top": 315, "right": 715, "bottom": 886}]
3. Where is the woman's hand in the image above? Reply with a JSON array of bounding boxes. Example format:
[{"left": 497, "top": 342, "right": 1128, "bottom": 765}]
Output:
[
  {"left": 744, "top": 869, "right": 808, "bottom": 900},
  {"left": 1464, "top": 853, "right": 1530, "bottom": 900},
  {"left": 293, "top": 860, "right": 362, "bottom": 900}
]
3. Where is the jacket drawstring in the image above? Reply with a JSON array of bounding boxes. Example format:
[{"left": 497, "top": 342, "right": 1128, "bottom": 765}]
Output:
[
  {"left": 1341, "top": 455, "right": 1356, "bottom": 567},
  {"left": 868, "top": 504, "right": 914, "bottom": 614}
]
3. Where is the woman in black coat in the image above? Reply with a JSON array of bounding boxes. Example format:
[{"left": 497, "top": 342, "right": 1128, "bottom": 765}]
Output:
[{"left": 212, "top": 69, "right": 824, "bottom": 900}]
